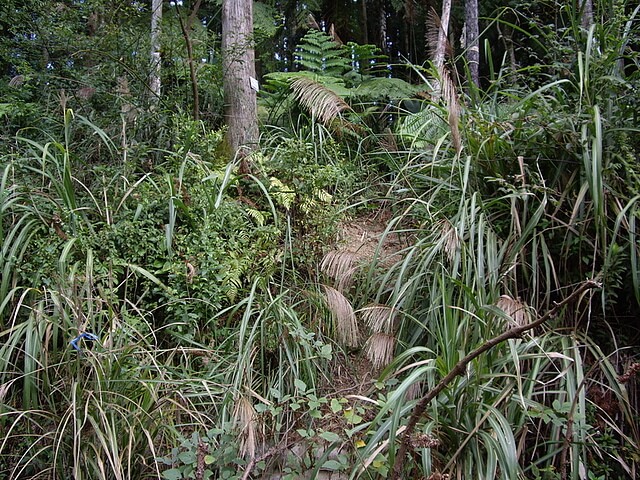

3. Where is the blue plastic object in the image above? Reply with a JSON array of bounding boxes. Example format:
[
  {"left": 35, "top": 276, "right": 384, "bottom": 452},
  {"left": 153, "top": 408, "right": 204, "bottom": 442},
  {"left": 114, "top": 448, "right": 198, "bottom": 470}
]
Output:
[{"left": 70, "top": 332, "right": 99, "bottom": 351}]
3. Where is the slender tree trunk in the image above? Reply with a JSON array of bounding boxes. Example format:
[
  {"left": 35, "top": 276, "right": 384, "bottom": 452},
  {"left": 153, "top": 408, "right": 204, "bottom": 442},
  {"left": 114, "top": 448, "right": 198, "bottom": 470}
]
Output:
[
  {"left": 378, "top": 0, "right": 387, "bottom": 54},
  {"left": 433, "top": 0, "right": 451, "bottom": 72},
  {"left": 465, "top": 0, "right": 479, "bottom": 89},
  {"left": 501, "top": 24, "right": 517, "bottom": 73},
  {"left": 176, "top": 0, "right": 202, "bottom": 121},
  {"left": 222, "top": 0, "right": 259, "bottom": 154},
  {"left": 404, "top": 0, "right": 416, "bottom": 64},
  {"left": 430, "top": 0, "right": 452, "bottom": 98},
  {"left": 149, "top": 0, "right": 162, "bottom": 105},
  {"left": 579, "top": 0, "right": 593, "bottom": 28},
  {"left": 361, "top": 0, "right": 369, "bottom": 45}
]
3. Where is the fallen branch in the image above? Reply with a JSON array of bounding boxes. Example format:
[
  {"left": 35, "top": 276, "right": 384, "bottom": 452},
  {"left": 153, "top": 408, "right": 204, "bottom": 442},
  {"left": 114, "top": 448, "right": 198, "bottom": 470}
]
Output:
[
  {"left": 390, "top": 278, "right": 602, "bottom": 479},
  {"left": 239, "top": 426, "right": 300, "bottom": 480}
]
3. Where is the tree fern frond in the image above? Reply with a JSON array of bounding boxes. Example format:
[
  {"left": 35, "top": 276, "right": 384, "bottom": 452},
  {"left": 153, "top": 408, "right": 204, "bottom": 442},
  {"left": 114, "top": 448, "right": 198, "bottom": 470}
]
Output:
[
  {"left": 354, "top": 77, "right": 426, "bottom": 101},
  {"left": 294, "top": 29, "right": 348, "bottom": 75},
  {"left": 290, "top": 77, "right": 353, "bottom": 125}
]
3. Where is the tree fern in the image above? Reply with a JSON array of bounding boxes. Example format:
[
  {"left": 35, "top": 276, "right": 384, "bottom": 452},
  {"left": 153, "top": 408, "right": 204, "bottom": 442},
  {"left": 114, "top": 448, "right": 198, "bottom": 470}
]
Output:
[
  {"left": 262, "top": 30, "right": 426, "bottom": 130},
  {"left": 295, "top": 30, "right": 349, "bottom": 75},
  {"left": 345, "top": 42, "right": 387, "bottom": 76}
]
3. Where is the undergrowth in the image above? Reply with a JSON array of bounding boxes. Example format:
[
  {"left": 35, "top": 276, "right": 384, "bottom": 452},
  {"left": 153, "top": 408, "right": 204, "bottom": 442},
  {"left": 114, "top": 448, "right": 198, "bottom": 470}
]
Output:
[{"left": 1, "top": 2, "right": 640, "bottom": 479}]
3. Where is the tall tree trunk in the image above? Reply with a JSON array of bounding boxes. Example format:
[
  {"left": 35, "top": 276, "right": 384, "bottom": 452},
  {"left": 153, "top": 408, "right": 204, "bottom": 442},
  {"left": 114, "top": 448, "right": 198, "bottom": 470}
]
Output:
[
  {"left": 222, "top": 0, "right": 259, "bottom": 154},
  {"left": 176, "top": 0, "right": 202, "bottom": 121},
  {"left": 579, "top": 0, "right": 593, "bottom": 28},
  {"left": 404, "top": 0, "right": 416, "bottom": 64},
  {"left": 361, "top": 0, "right": 369, "bottom": 45},
  {"left": 465, "top": 0, "right": 479, "bottom": 89},
  {"left": 433, "top": 0, "right": 451, "bottom": 73},
  {"left": 430, "top": 0, "right": 452, "bottom": 98},
  {"left": 378, "top": 0, "right": 388, "bottom": 54},
  {"left": 149, "top": 0, "right": 162, "bottom": 105}
]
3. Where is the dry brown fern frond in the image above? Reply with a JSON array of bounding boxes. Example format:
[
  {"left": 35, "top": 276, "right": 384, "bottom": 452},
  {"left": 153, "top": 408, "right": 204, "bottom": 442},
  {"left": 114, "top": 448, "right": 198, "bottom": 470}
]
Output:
[
  {"left": 496, "top": 295, "right": 532, "bottom": 328},
  {"left": 321, "top": 250, "right": 360, "bottom": 291},
  {"left": 290, "top": 77, "right": 353, "bottom": 125},
  {"left": 426, "top": 8, "right": 454, "bottom": 60},
  {"left": 426, "top": 6, "right": 461, "bottom": 154},
  {"left": 364, "top": 332, "right": 396, "bottom": 370},
  {"left": 323, "top": 285, "right": 359, "bottom": 347},
  {"left": 439, "top": 219, "right": 461, "bottom": 263},
  {"left": 440, "top": 66, "right": 461, "bottom": 154},
  {"left": 329, "top": 23, "right": 343, "bottom": 45},
  {"left": 234, "top": 394, "right": 257, "bottom": 459},
  {"left": 361, "top": 304, "right": 398, "bottom": 334}
]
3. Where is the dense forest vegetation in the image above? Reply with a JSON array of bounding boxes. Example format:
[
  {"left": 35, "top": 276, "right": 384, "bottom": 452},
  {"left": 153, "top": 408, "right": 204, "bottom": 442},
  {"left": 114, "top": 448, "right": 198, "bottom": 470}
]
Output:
[{"left": 1, "top": 1, "right": 639, "bottom": 479}]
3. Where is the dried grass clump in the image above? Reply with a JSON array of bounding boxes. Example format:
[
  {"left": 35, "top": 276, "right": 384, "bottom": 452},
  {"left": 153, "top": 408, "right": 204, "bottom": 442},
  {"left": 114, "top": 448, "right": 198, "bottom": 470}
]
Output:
[
  {"left": 361, "top": 304, "right": 397, "bottom": 334},
  {"left": 321, "top": 250, "right": 360, "bottom": 291},
  {"left": 364, "top": 332, "right": 396, "bottom": 370},
  {"left": 234, "top": 395, "right": 257, "bottom": 459},
  {"left": 496, "top": 295, "right": 532, "bottom": 328},
  {"left": 323, "top": 285, "right": 359, "bottom": 347},
  {"left": 440, "top": 219, "right": 460, "bottom": 263}
]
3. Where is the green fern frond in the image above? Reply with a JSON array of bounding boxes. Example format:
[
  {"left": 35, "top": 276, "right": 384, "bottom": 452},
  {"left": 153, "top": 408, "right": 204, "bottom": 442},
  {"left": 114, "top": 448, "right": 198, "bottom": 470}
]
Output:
[
  {"left": 345, "top": 42, "right": 387, "bottom": 75},
  {"left": 395, "top": 103, "right": 449, "bottom": 149},
  {"left": 294, "top": 30, "right": 348, "bottom": 75},
  {"left": 245, "top": 208, "right": 266, "bottom": 227},
  {"left": 354, "top": 77, "right": 426, "bottom": 101},
  {"left": 269, "top": 177, "right": 296, "bottom": 210},
  {"left": 315, "top": 188, "right": 332, "bottom": 204},
  {"left": 300, "top": 196, "right": 317, "bottom": 214},
  {"left": 223, "top": 270, "right": 243, "bottom": 302}
]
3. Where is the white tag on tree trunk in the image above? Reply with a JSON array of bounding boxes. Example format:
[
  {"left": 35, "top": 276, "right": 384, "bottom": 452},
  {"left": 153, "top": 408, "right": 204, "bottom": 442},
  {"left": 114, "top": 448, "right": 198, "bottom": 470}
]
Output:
[{"left": 250, "top": 77, "right": 259, "bottom": 92}]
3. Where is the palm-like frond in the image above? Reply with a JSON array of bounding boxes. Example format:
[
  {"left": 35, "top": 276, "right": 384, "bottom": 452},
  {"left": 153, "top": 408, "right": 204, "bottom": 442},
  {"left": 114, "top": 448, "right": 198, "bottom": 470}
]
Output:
[
  {"left": 290, "top": 77, "right": 353, "bottom": 125},
  {"left": 321, "top": 249, "right": 360, "bottom": 291},
  {"left": 364, "top": 332, "right": 396, "bottom": 369},
  {"left": 323, "top": 285, "right": 359, "bottom": 347},
  {"left": 495, "top": 295, "right": 532, "bottom": 328},
  {"left": 361, "top": 304, "right": 398, "bottom": 334}
]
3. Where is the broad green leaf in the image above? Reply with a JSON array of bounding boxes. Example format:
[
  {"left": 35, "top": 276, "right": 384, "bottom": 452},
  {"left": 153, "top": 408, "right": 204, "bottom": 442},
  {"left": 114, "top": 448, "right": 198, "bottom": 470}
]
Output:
[
  {"left": 162, "top": 469, "right": 183, "bottom": 480},
  {"left": 294, "top": 378, "right": 307, "bottom": 392},
  {"left": 319, "top": 431, "right": 341, "bottom": 442}
]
